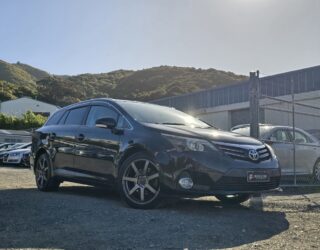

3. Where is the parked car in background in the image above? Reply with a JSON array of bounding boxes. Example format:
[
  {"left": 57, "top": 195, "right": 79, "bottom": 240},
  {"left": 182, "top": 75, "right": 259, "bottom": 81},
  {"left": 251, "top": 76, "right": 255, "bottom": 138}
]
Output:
[
  {"left": 2, "top": 146, "right": 31, "bottom": 167},
  {"left": 0, "top": 143, "right": 15, "bottom": 151},
  {"left": 31, "top": 98, "right": 280, "bottom": 209},
  {"left": 0, "top": 143, "right": 31, "bottom": 164},
  {"left": 231, "top": 124, "right": 320, "bottom": 182}
]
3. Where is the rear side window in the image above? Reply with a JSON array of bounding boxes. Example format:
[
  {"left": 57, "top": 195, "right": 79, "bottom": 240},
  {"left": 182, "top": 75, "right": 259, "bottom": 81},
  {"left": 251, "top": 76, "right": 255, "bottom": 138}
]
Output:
[
  {"left": 86, "top": 106, "right": 119, "bottom": 127},
  {"left": 64, "top": 107, "right": 88, "bottom": 125},
  {"left": 289, "top": 130, "right": 312, "bottom": 143},
  {"left": 58, "top": 111, "right": 68, "bottom": 125},
  {"left": 271, "top": 129, "right": 290, "bottom": 142},
  {"left": 45, "top": 110, "right": 65, "bottom": 126}
]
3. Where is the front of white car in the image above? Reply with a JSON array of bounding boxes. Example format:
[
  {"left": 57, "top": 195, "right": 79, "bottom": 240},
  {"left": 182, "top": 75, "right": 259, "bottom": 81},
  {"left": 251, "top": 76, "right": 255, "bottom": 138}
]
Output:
[{"left": 3, "top": 148, "right": 31, "bottom": 167}]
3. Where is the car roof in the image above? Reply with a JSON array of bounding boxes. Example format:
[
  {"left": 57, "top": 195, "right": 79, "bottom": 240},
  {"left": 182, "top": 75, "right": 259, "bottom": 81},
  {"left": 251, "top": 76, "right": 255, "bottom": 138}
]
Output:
[{"left": 57, "top": 98, "right": 174, "bottom": 115}]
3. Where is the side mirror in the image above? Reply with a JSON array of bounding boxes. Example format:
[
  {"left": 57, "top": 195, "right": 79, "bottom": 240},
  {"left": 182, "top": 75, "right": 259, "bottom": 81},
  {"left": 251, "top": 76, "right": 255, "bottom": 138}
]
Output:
[{"left": 95, "top": 118, "right": 117, "bottom": 129}]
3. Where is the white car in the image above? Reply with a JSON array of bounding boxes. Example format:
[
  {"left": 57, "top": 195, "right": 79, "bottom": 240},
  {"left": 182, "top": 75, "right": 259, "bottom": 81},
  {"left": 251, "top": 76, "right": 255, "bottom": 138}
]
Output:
[
  {"left": 3, "top": 147, "right": 31, "bottom": 167},
  {"left": 231, "top": 124, "right": 320, "bottom": 182}
]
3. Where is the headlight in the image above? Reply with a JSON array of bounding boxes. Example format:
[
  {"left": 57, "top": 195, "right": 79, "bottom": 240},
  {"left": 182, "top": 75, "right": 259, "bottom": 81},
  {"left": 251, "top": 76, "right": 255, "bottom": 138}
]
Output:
[
  {"left": 265, "top": 144, "right": 277, "bottom": 159},
  {"left": 10, "top": 152, "right": 21, "bottom": 157},
  {"left": 23, "top": 153, "right": 30, "bottom": 158},
  {"left": 162, "top": 134, "right": 217, "bottom": 152}
]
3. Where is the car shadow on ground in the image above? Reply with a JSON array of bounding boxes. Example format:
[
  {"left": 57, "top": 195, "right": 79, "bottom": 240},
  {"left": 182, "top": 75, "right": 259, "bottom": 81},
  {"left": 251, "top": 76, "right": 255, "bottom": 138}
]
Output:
[{"left": 0, "top": 186, "right": 289, "bottom": 250}]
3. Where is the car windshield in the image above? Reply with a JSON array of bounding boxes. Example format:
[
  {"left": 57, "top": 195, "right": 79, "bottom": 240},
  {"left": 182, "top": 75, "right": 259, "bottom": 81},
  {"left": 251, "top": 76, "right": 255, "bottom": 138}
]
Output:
[
  {"left": 9, "top": 143, "right": 24, "bottom": 149},
  {"left": 10, "top": 143, "right": 30, "bottom": 150},
  {"left": 117, "top": 101, "right": 211, "bottom": 128}
]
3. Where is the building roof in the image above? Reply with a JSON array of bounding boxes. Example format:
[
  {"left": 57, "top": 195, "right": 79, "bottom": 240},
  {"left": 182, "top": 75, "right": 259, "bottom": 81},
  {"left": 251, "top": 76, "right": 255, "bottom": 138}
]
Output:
[{"left": 0, "top": 97, "right": 59, "bottom": 108}]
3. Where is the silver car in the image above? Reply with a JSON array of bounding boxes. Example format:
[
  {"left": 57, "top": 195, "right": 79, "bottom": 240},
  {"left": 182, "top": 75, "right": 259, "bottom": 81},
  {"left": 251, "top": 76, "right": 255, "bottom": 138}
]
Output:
[
  {"left": 3, "top": 147, "right": 31, "bottom": 167},
  {"left": 231, "top": 124, "right": 320, "bottom": 182}
]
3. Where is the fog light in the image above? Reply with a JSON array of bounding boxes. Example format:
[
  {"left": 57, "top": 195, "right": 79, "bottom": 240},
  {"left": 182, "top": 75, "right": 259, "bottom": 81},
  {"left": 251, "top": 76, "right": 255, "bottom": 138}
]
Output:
[{"left": 178, "top": 177, "right": 194, "bottom": 189}]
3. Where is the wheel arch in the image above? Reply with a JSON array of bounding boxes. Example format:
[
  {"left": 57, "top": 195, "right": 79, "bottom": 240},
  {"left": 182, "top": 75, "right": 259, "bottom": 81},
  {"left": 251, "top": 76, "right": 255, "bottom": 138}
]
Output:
[
  {"left": 116, "top": 144, "right": 154, "bottom": 176},
  {"left": 313, "top": 157, "right": 320, "bottom": 182}
]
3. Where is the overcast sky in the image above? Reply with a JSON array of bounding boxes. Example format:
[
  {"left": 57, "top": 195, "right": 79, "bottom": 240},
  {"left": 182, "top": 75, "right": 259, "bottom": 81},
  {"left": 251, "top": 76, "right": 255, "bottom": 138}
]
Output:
[{"left": 0, "top": 0, "right": 319, "bottom": 76}]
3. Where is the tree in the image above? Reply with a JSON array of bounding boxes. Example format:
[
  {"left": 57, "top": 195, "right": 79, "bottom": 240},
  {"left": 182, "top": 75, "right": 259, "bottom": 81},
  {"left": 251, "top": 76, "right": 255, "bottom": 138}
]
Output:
[{"left": 0, "top": 111, "right": 47, "bottom": 130}]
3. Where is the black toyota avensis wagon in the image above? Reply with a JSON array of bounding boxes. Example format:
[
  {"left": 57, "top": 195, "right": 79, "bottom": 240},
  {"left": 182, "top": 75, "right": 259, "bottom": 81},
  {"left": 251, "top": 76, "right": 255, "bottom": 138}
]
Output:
[{"left": 31, "top": 98, "right": 280, "bottom": 209}]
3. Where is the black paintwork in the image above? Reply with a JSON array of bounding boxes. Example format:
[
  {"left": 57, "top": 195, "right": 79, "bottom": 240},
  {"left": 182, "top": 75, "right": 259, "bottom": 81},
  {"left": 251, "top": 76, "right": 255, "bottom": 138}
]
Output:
[{"left": 31, "top": 98, "right": 280, "bottom": 196}]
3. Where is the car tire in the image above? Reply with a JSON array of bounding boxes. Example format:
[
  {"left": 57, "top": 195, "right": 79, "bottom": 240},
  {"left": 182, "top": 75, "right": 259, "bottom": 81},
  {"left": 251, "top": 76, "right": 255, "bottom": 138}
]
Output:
[
  {"left": 313, "top": 159, "right": 320, "bottom": 183},
  {"left": 215, "top": 194, "right": 251, "bottom": 205},
  {"left": 35, "top": 153, "right": 60, "bottom": 192},
  {"left": 118, "top": 152, "right": 161, "bottom": 209}
]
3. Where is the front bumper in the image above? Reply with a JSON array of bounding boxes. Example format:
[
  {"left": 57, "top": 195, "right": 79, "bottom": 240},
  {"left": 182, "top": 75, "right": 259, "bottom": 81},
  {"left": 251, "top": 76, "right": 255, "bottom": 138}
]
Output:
[
  {"left": 186, "top": 167, "right": 280, "bottom": 196},
  {"left": 3, "top": 155, "right": 30, "bottom": 167},
  {"left": 156, "top": 149, "right": 280, "bottom": 196}
]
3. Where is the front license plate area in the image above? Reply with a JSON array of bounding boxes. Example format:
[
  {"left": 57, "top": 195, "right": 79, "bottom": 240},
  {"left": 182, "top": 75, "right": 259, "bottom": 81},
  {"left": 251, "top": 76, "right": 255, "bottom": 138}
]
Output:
[{"left": 247, "top": 171, "right": 270, "bottom": 182}]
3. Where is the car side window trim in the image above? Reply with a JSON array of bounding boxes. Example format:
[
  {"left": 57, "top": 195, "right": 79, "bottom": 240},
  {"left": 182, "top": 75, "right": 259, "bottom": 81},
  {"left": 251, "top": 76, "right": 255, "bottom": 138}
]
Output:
[
  {"left": 58, "top": 111, "right": 69, "bottom": 125},
  {"left": 45, "top": 110, "right": 67, "bottom": 126},
  {"left": 63, "top": 106, "right": 90, "bottom": 126},
  {"left": 84, "top": 103, "right": 133, "bottom": 130},
  {"left": 84, "top": 104, "right": 119, "bottom": 127},
  {"left": 108, "top": 103, "right": 133, "bottom": 130}
]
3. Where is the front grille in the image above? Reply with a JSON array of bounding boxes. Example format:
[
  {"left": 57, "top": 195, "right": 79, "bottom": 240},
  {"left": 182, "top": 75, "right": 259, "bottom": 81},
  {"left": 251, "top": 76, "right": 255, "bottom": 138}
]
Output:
[
  {"left": 213, "top": 176, "right": 280, "bottom": 191},
  {"left": 214, "top": 142, "right": 271, "bottom": 163},
  {"left": 8, "top": 159, "right": 19, "bottom": 163}
]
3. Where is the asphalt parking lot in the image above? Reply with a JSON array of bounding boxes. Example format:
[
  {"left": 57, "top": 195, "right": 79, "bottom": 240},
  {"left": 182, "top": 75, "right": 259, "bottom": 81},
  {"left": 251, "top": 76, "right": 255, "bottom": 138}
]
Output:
[{"left": 0, "top": 166, "right": 320, "bottom": 250}]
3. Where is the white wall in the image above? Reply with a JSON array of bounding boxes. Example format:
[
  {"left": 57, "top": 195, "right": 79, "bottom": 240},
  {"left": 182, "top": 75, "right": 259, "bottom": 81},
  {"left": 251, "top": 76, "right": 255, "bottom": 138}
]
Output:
[
  {"left": 190, "top": 90, "right": 320, "bottom": 131},
  {"left": 198, "top": 111, "right": 230, "bottom": 130},
  {"left": 0, "top": 97, "right": 59, "bottom": 117}
]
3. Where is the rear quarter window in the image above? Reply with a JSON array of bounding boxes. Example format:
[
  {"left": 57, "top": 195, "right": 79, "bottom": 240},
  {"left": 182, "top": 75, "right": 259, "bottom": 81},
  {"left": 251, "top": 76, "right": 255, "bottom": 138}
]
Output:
[{"left": 45, "top": 110, "right": 65, "bottom": 126}]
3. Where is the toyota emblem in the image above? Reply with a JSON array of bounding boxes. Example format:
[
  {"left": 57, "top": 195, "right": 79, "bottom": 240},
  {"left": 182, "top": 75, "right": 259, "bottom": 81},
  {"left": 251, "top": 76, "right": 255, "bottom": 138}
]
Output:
[{"left": 248, "top": 149, "right": 259, "bottom": 161}]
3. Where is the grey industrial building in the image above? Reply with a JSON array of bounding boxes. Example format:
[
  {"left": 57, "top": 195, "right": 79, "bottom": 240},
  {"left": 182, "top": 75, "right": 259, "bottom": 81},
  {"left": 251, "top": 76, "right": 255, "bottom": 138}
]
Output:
[{"left": 152, "top": 65, "right": 320, "bottom": 131}]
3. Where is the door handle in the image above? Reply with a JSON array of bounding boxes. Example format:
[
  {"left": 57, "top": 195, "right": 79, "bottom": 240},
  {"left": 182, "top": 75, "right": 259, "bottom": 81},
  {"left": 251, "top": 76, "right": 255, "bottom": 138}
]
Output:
[{"left": 77, "top": 134, "right": 85, "bottom": 141}]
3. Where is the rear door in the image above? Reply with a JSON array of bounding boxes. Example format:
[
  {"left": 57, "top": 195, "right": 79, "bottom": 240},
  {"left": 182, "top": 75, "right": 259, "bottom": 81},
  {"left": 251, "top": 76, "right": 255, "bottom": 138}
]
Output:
[
  {"left": 52, "top": 106, "right": 89, "bottom": 176},
  {"left": 267, "top": 128, "right": 293, "bottom": 176},
  {"left": 288, "top": 129, "right": 319, "bottom": 175},
  {"left": 73, "top": 104, "right": 121, "bottom": 184}
]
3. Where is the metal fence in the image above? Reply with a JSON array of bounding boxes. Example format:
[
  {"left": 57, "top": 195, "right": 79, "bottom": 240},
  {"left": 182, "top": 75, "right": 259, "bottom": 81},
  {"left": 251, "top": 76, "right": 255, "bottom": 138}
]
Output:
[{"left": 252, "top": 72, "right": 320, "bottom": 186}]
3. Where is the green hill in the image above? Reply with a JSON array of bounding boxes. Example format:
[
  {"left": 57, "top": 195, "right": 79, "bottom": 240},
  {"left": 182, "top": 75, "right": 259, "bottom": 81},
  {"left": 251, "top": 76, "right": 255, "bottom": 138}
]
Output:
[
  {"left": 14, "top": 62, "right": 50, "bottom": 80},
  {"left": 0, "top": 59, "right": 247, "bottom": 106},
  {"left": 112, "top": 66, "right": 247, "bottom": 100},
  {"left": 0, "top": 60, "right": 35, "bottom": 85}
]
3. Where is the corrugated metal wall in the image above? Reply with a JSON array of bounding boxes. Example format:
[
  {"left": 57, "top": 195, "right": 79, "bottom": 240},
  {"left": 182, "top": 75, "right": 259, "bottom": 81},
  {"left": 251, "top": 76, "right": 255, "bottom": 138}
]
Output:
[{"left": 152, "top": 66, "right": 320, "bottom": 112}]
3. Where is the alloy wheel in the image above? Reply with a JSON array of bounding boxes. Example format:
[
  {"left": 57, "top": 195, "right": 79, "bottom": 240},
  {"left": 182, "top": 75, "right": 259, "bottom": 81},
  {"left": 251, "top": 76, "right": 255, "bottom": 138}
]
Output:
[
  {"left": 122, "top": 159, "right": 160, "bottom": 205},
  {"left": 36, "top": 157, "right": 49, "bottom": 188}
]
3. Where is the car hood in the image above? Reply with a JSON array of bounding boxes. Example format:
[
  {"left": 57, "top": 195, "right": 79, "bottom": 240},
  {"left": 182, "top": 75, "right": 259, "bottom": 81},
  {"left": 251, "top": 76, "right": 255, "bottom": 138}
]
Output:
[
  {"left": 0, "top": 150, "right": 12, "bottom": 156},
  {"left": 8, "top": 148, "right": 31, "bottom": 154},
  {"left": 143, "top": 123, "right": 263, "bottom": 145}
]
